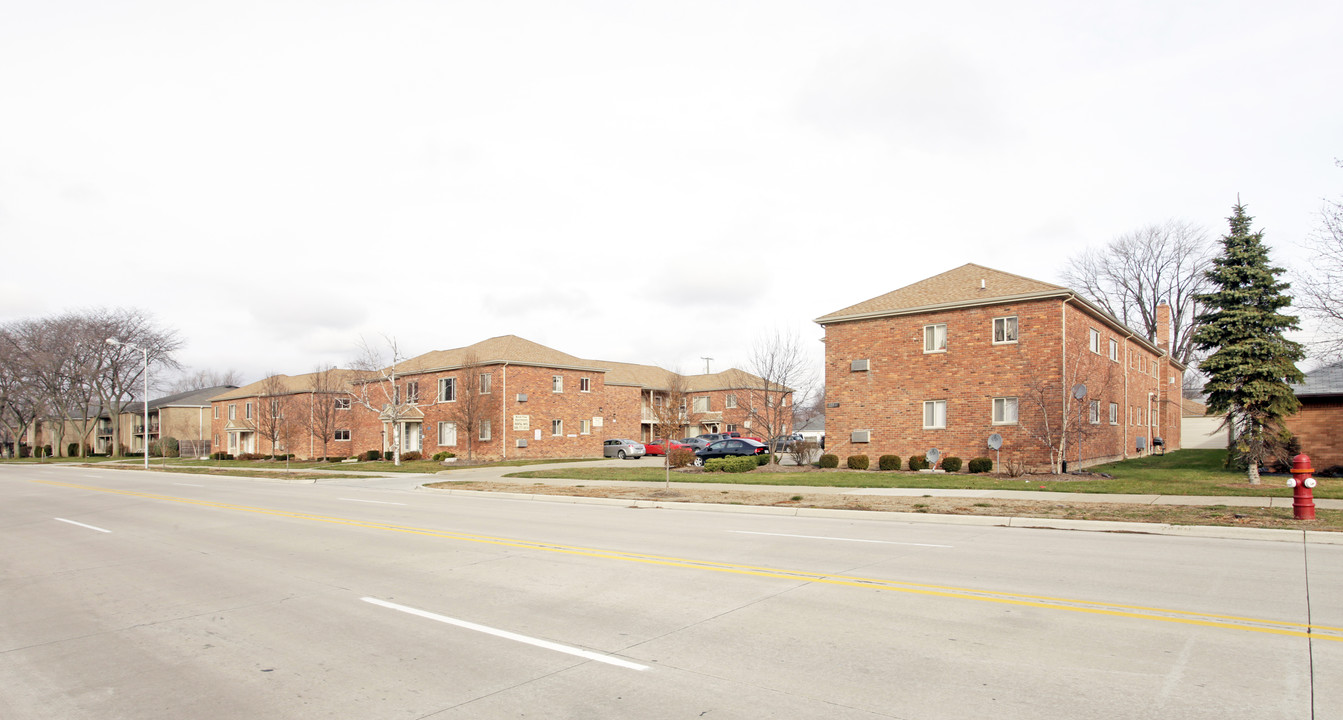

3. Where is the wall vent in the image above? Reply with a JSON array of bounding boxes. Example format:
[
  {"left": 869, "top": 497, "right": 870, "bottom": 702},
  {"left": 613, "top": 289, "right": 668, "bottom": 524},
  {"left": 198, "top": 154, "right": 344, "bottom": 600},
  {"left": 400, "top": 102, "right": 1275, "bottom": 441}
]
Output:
[
  {"left": 850, "top": 359, "right": 870, "bottom": 372},
  {"left": 516, "top": 393, "right": 528, "bottom": 402},
  {"left": 516, "top": 438, "right": 528, "bottom": 448},
  {"left": 851, "top": 430, "right": 871, "bottom": 443}
]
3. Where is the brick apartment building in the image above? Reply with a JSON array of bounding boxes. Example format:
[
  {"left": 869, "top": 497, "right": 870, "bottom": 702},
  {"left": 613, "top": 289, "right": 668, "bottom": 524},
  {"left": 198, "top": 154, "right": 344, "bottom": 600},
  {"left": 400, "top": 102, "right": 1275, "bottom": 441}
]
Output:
[
  {"left": 210, "top": 335, "right": 791, "bottom": 461},
  {"left": 817, "top": 264, "right": 1184, "bottom": 471}
]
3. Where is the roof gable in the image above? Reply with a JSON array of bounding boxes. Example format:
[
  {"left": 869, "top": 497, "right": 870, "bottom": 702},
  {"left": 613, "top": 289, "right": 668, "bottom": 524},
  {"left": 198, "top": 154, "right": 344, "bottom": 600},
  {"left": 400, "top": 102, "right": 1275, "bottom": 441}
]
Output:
[
  {"left": 815, "top": 263, "right": 1067, "bottom": 324},
  {"left": 397, "top": 335, "right": 606, "bottom": 374}
]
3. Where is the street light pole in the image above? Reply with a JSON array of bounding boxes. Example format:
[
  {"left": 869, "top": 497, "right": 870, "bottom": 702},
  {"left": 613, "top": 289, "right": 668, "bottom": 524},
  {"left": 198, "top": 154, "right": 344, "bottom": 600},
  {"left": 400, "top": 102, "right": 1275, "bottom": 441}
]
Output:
[{"left": 107, "top": 338, "right": 150, "bottom": 470}]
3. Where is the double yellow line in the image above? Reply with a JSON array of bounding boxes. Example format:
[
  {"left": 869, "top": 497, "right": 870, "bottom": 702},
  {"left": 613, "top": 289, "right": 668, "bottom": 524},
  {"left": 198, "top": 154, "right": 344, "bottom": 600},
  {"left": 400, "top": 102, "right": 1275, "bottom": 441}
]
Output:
[{"left": 35, "top": 478, "right": 1342, "bottom": 643}]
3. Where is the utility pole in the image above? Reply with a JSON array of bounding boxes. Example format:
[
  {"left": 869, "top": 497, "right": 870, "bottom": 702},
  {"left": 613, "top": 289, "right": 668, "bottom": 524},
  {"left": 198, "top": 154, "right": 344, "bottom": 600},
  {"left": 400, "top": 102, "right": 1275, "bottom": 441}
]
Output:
[{"left": 700, "top": 357, "right": 712, "bottom": 374}]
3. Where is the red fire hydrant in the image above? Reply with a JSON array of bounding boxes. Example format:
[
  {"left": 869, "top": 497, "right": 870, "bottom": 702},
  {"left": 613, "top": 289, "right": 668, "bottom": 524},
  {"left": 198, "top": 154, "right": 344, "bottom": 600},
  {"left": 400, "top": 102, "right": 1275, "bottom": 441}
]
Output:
[{"left": 1287, "top": 454, "right": 1317, "bottom": 521}]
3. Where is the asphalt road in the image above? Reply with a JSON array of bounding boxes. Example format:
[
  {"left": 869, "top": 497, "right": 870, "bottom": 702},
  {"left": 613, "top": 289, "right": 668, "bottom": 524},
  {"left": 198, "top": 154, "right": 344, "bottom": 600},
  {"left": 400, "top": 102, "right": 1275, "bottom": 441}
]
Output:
[{"left": 2, "top": 463, "right": 1338, "bottom": 719}]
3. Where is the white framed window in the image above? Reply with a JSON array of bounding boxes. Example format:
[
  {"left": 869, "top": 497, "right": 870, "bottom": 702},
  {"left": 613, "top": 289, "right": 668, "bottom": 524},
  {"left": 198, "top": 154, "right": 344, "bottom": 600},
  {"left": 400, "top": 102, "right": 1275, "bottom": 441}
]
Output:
[
  {"left": 726, "top": 394, "right": 737, "bottom": 409},
  {"left": 213, "top": 405, "right": 219, "bottom": 419},
  {"left": 580, "top": 377, "right": 591, "bottom": 393},
  {"left": 270, "top": 398, "right": 282, "bottom": 418},
  {"left": 552, "top": 375, "right": 563, "bottom": 393},
  {"left": 438, "top": 377, "right": 456, "bottom": 403},
  {"left": 653, "top": 393, "right": 664, "bottom": 407},
  {"left": 924, "top": 324, "right": 948, "bottom": 353},
  {"left": 1109, "top": 339, "right": 1119, "bottom": 362},
  {"left": 993, "top": 316, "right": 1018, "bottom": 344},
  {"left": 923, "top": 400, "right": 947, "bottom": 429},
  {"left": 1109, "top": 402, "right": 1119, "bottom": 425},
  {"left": 1089, "top": 328, "right": 1101, "bottom": 354},
  {"left": 405, "top": 381, "right": 419, "bottom": 404},
  {"left": 580, "top": 419, "right": 591, "bottom": 435},
  {"left": 992, "top": 397, "right": 1018, "bottom": 425},
  {"left": 1089, "top": 400, "right": 1100, "bottom": 424},
  {"left": 551, "top": 419, "right": 563, "bottom": 436},
  {"left": 479, "top": 373, "right": 492, "bottom": 395},
  {"left": 693, "top": 396, "right": 710, "bottom": 413},
  {"left": 443, "top": 421, "right": 462, "bottom": 446},
  {"left": 228, "top": 404, "right": 236, "bottom": 420},
  {"left": 334, "top": 429, "right": 351, "bottom": 442},
  {"left": 479, "top": 419, "right": 492, "bottom": 441},
  {"left": 334, "top": 397, "right": 351, "bottom": 410},
  {"left": 245, "top": 402, "right": 253, "bottom": 419}
]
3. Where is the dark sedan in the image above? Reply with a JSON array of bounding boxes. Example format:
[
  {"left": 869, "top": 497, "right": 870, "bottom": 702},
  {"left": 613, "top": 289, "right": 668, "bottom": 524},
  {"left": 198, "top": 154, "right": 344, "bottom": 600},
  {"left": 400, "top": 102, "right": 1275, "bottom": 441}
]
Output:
[{"left": 692, "top": 438, "right": 768, "bottom": 466}]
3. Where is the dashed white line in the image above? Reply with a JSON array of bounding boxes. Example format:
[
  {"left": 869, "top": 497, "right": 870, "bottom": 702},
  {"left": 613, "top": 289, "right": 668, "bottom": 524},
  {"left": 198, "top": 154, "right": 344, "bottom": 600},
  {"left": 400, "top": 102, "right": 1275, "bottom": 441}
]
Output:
[
  {"left": 173, "top": 483, "right": 205, "bottom": 487},
  {"left": 54, "top": 518, "right": 111, "bottom": 533},
  {"left": 730, "top": 530, "right": 951, "bottom": 548},
  {"left": 360, "top": 597, "right": 650, "bottom": 671},
  {"left": 339, "top": 498, "right": 406, "bottom": 506}
]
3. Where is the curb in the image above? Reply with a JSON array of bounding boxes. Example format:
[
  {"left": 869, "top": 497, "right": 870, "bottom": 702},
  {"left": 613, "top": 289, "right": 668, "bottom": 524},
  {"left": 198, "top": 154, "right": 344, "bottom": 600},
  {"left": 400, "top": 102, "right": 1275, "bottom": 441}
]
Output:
[{"left": 423, "top": 486, "right": 1343, "bottom": 545}]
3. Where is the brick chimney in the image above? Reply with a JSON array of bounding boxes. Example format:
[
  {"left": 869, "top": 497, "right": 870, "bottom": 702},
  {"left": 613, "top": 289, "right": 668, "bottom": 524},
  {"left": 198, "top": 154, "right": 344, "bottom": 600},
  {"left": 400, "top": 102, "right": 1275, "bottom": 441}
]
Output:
[{"left": 1156, "top": 300, "right": 1172, "bottom": 352}]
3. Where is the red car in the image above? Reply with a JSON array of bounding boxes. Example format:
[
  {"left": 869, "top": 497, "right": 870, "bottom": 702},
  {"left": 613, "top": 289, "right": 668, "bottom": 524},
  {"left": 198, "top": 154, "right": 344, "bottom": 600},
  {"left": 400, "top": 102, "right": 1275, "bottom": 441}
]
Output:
[{"left": 643, "top": 438, "right": 693, "bottom": 456}]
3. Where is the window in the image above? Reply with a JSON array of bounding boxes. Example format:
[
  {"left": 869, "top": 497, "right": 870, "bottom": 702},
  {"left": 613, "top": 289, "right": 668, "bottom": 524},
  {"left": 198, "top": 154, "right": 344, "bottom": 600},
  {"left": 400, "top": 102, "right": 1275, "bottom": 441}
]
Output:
[
  {"left": 992, "top": 397, "right": 1018, "bottom": 425},
  {"left": 693, "top": 396, "right": 710, "bottom": 413},
  {"left": 444, "top": 421, "right": 464, "bottom": 446},
  {"left": 1089, "top": 328, "right": 1101, "bottom": 354},
  {"left": 726, "top": 394, "right": 737, "bottom": 409},
  {"left": 213, "top": 406, "right": 219, "bottom": 419},
  {"left": 1109, "top": 339, "right": 1119, "bottom": 362},
  {"left": 580, "top": 419, "right": 591, "bottom": 435},
  {"left": 653, "top": 393, "right": 664, "bottom": 407},
  {"left": 1109, "top": 402, "right": 1119, "bottom": 425},
  {"left": 580, "top": 377, "right": 591, "bottom": 393},
  {"left": 405, "top": 381, "right": 419, "bottom": 404},
  {"left": 334, "top": 397, "right": 351, "bottom": 410},
  {"left": 479, "top": 373, "right": 492, "bottom": 394},
  {"left": 438, "top": 377, "right": 456, "bottom": 402},
  {"left": 479, "top": 419, "right": 492, "bottom": 441},
  {"left": 270, "top": 398, "right": 282, "bottom": 417},
  {"left": 993, "top": 316, "right": 1018, "bottom": 344},
  {"left": 552, "top": 375, "right": 563, "bottom": 393},
  {"left": 727, "top": 424, "right": 737, "bottom": 432},
  {"left": 334, "top": 429, "right": 351, "bottom": 441},
  {"left": 924, "top": 324, "right": 947, "bottom": 353},
  {"left": 923, "top": 400, "right": 947, "bottom": 429},
  {"left": 1089, "top": 400, "right": 1100, "bottom": 424},
  {"left": 245, "top": 402, "right": 253, "bottom": 419},
  {"left": 551, "top": 419, "right": 563, "bottom": 436},
  {"left": 214, "top": 433, "right": 219, "bottom": 447},
  {"left": 228, "top": 404, "right": 236, "bottom": 420}
]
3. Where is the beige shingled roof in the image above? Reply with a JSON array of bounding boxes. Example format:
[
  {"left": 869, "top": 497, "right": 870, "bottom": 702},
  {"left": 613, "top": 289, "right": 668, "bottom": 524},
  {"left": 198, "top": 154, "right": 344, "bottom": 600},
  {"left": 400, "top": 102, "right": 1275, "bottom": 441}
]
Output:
[
  {"left": 211, "top": 369, "right": 372, "bottom": 401},
  {"left": 396, "top": 335, "right": 607, "bottom": 374},
  {"left": 815, "top": 263, "right": 1068, "bottom": 324}
]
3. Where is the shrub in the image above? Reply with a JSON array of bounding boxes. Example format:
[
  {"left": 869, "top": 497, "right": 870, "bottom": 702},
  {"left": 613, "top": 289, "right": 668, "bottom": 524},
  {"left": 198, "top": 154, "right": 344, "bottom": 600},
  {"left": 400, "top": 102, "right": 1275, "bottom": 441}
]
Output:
[
  {"left": 43, "top": 444, "right": 53, "bottom": 457},
  {"left": 67, "top": 442, "right": 80, "bottom": 457},
  {"left": 756, "top": 453, "right": 772, "bottom": 466},
  {"left": 668, "top": 447, "right": 694, "bottom": 468},
  {"left": 383, "top": 451, "right": 393, "bottom": 461},
  {"left": 968, "top": 457, "right": 993, "bottom": 474},
  {"left": 365, "top": 449, "right": 382, "bottom": 461},
  {"left": 706, "top": 456, "right": 758, "bottom": 473},
  {"left": 401, "top": 451, "right": 422, "bottom": 461},
  {"left": 325, "top": 456, "right": 348, "bottom": 462},
  {"left": 941, "top": 456, "right": 962, "bottom": 472},
  {"left": 238, "top": 453, "right": 262, "bottom": 461},
  {"left": 159, "top": 436, "right": 180, "bottom": 458},
  {"left": 432, "top": 451, "right": 456, "bottom": 461},
  {"left": 819, "top": 453, "right": 839, "bottom": 468},
  {"left": 847, "top": 454, "right": 870, "bottom": 470},
  {"left": 209, "top": 451, "right": 233, "bottom": 460},
  {"left": 908, "top": 455, "right": 929, "bottom": 471},
  {"left": 878, "top": 454, "right": 902, "bottom": 471},
  {"left": 790, "top": 439, "right": 819, "bottom": 466}
]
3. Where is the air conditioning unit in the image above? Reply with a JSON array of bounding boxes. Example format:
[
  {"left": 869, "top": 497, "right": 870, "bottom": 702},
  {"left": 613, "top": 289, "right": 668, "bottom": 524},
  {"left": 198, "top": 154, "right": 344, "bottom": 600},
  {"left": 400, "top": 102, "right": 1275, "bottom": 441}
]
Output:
[
  {"left": 851, "top": 430, "right": 870, "bottom": 443},
  {"left": 851, "top": 359, "right": 870, "bottom": 372},
  {"left": 516, "top": 439, "right": 528, "bottom": 448},
  {"left": 516, "top": 393, "right": 528, "bottom": 402}
]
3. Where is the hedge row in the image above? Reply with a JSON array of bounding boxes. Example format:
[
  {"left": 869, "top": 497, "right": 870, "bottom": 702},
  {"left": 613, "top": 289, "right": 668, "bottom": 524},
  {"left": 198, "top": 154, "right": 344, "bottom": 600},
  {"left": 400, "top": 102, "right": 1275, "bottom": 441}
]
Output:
[{"left": 817, "top": 454, "right": 994, "bottom": 473}]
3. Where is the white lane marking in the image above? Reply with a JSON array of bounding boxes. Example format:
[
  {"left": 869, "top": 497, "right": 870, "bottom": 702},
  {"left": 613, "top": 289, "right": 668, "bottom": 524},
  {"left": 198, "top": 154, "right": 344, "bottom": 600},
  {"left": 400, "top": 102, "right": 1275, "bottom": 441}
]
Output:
[
  {"left": 173, "top": 483, "right": 206, "bottom": 487},
  {"left": 730, "top": 530, "right": 951, "bottom": 548},
  {"left": 54, "top": 518, "right": 111, "bottom": 533},
  {"left": 361, "top": 597, "right": 650, "bottom": 671},
  {"left": 339, "top": 498, "right": 406, "bottom": 506}
]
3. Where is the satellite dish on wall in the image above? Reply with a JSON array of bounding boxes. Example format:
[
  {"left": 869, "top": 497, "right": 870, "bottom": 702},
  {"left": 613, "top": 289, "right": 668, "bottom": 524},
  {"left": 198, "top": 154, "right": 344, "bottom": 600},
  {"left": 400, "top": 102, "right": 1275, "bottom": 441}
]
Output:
[
  {"left": 987, "top": 433, "right": 1002, "bottom": 450},
  {"left": 926, "top": 448, "right": 941, "bottom": 464},
  {"left": 1072, "top": 384, "right": 1087, "bottom": 399}
]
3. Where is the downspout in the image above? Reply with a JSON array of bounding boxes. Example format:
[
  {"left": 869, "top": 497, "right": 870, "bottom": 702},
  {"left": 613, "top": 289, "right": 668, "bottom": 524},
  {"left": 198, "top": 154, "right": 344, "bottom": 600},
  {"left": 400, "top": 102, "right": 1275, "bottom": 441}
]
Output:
[
  {"left": 500, "top": 362, "right": 510, "bottom": 460},
  {"left": 1060, "top": 297, "right": 1071, "bottom": 473},
  {"left": 1122, "top": 331, "right": 1134, "bottom": 459}
]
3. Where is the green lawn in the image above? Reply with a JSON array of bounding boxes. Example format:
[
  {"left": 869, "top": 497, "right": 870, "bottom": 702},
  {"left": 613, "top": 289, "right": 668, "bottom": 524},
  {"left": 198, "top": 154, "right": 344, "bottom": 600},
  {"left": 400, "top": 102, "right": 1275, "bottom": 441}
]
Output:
[{"left": 506, "top": 449, "right": 1341, "bottom": 499}]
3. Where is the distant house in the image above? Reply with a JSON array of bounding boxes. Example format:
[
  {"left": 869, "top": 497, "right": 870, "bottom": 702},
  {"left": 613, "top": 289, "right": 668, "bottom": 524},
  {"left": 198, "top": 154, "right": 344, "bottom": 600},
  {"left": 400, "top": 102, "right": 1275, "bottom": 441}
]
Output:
[
  {"left": 1285, "top": 361, "right": 1343, "bottom": 471},
  {"left": 118, "top": 385, "right": 237, "bottom": 457},
  {"left": 1180, "top": 398, "right": 1228, "bottom": 451},
  {"left": 817, "top": 264, "right": 1184, "bottom": 471}
]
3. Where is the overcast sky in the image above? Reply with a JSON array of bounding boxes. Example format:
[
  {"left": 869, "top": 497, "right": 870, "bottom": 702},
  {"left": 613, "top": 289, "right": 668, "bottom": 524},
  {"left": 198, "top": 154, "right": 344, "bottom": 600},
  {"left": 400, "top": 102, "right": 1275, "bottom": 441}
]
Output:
[{"left": 3, "top": 0, "right": 1340, "bottom": 388}]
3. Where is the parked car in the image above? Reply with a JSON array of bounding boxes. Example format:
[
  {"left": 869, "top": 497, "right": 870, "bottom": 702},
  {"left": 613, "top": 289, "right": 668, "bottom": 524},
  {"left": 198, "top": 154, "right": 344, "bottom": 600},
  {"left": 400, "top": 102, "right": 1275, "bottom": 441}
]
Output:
[
  {"left": 603, "top": 438, "right": 646, "bottom": 459},
  {"left": 768, "top": 433, "right": 804, "bottom": 453},
  {"left": 677, "top": 437, "right": 711, "bottom": 451},
  {"left": 692, "top": 438, "right": 768, "bottom": 466},
  {"left": 643, "top": 438, "right": 692, "bottom": 456}
]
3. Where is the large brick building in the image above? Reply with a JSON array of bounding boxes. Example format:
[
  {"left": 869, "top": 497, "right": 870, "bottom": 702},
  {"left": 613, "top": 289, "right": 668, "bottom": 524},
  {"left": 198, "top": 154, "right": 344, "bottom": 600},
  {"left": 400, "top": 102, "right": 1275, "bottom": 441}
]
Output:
[
  {"left": 1285, "top": 361, "right": 1343, "bottom": 471},
  {"left": 816, "top": 264, "right": 1184, "bottom": 471},
  {"left": 210, "top": 335, "right": 791, "bottom": 461}
]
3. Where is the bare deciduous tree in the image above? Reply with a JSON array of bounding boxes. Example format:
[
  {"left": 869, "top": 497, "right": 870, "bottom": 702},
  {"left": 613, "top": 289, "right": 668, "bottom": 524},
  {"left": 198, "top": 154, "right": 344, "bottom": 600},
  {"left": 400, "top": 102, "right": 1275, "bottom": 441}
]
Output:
[
  {"left": 0, "top": 327, "right": 41, "bottom": 457},
  {"left": 168, "top": 368, "right": 244, "bottom": 394},
  {"left": 1297, "top": 176, "right": 1343, "bottom": 361},
  {"left": 442, "top": 351, "right": 491, "bottom": 463},
  {"left": 744, "top": 330, "right": 815, "bottom": 451},
  {"left": 1063, "top": 220, "right": 1214, "bottom": 365},
  {"left": 350, "top": 336, "right": 411, "bottom": 465},
  {"left": 1019, "top": 346, "right": 1120, "bottom": 473},
  {"left": 92, "top": 308, "right": 183, "bottom": 456},
  {"left": 255, "top": 373, "right": 294, "bottom": 460},
  {"left": 297, "top": 364, "right": 345, "bottom": 460}
]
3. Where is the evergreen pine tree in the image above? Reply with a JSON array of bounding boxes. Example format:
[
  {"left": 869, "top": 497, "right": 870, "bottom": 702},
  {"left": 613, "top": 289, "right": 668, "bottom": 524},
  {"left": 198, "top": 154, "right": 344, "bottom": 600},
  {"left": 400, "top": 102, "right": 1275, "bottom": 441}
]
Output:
[{"left": 1192, "top": 203, "right": 1304, "bottom": 483}]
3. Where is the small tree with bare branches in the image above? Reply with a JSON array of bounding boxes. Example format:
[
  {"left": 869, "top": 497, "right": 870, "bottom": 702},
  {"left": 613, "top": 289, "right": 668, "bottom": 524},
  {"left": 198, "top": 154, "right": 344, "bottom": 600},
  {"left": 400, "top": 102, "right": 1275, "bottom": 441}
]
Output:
[{"left": 442, "top": 351, "right": 491, "bottom": 463}]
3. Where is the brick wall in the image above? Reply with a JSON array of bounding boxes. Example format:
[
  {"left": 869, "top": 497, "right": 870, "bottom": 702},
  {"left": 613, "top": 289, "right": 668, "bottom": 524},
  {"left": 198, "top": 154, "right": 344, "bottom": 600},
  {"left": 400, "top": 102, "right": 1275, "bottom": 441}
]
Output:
[{"left": 1285, "top": 398, "right": 1343, "bottom": 470}]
